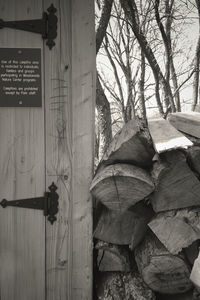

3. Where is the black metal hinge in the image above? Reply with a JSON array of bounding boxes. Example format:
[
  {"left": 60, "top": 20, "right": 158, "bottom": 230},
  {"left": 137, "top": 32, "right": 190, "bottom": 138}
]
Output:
[
  {"left": 0, "top": 182, "right": 59, "bottom": 225},
  {"left": 0, "top": 4, "right": 57, "bottom": 50}
]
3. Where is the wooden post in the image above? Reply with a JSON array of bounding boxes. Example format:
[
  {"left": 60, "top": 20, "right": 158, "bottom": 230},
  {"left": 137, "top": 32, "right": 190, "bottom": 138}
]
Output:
[{"left": 44, "top": 0, "right": 95, "bottom": 299}]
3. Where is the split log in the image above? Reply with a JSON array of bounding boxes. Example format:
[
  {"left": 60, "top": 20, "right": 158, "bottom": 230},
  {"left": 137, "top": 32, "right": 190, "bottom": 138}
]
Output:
[
  {"left": 135, "top": 231, "right": 192, "bottom": 294},
  {"left": 168, "top": 112, "right": 200, "bottom": 138},
  {"left": 95, "top": 271, "right": 156, "bottom": 300},
  {"left": 148, "top": 118, "right": 193, "bottom": 153},
  {"left": 94, "top": 202, "right": 154, "bottom": 247},
  {"left": 187, "top": 146, "right": 200, "bottom": 176},
  {"left": 98, "top": 118, "right": 155, "bottom": 170},
  {"left": 95, "top": 241, "right": 131, "bottom": 272},
  {"left": 184, "top": 240, "right": 200, "bottom": 266},
  {"left": 90, "top": 163, "right": 154, "bottom": 212},
  {"left": 190, "top": 250, "right": 200, "bottom": 289},
  {"left": 150, "top": 150, "right": 200, "bottom": 212},
  {"left": 148, "top": 207, "right": 200, "bottom": 255}
]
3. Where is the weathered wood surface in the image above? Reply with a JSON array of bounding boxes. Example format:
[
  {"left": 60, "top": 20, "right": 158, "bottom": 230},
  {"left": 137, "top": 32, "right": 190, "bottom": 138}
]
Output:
[
  {"left": 95, "top": 272, "right": 156, "bottom": 300},
  {"left": 150, "top": 151, "right": 200, "bottom": 212},
  {"left": 135, "top": 232, "right": 192, "bottom": 294},
  {"left": 0, "top": 1, "right": 45, "bottom": 300},
  {"left": 148, "top": 208, "right": 200, "bottom": 254},
  {"left": 148, "top": 118, "right": 193, "bottom": 153},
  {"left": 96, "top": 241, "right": 131, "bottom": 272},
  {"left": 184, "top": 241, "right": 200, "bottom": 266},
  {"left": 45, "top": 0, "right": 95, "bottom": 299},
  {"left": 190, "top": 251, "right": 200, "bottom": 289},
  {"left": 98, "top": 118, "right": 155, "bottom": 170},
  {"left": 94, "top": 202, "right": 154, "bottom": 247},
  {"left": 90, "top": 163, "right": 154, "bottom": 211},
  {"left": 168, "top": 112, "right": 200, "bottom": 138},
  {"left": 187, "top": 146, "right": 200, "bottom": 176}
]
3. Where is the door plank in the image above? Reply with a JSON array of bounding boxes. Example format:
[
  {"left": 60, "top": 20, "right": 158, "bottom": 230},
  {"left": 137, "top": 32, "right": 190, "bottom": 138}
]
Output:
[
  {"left": 0, "top": 1, "right": 45, "bottom": 300},
  {"left": 44, "top": 0, "right": 95, "bottom": 299}
]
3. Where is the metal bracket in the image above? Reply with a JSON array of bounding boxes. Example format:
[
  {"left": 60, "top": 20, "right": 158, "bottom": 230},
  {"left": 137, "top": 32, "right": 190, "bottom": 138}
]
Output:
[
  {"left": 0, "top": 4, "right": 57, "bottom": 49},
  {"left": 0, "top": 182, "right": 59, "bottom": 225}
]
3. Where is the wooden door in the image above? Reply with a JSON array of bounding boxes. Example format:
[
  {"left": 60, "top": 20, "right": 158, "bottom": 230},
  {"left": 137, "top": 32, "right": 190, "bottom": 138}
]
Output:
[{"left": 0, "top": 0, "right": 95, "bottom": 299}]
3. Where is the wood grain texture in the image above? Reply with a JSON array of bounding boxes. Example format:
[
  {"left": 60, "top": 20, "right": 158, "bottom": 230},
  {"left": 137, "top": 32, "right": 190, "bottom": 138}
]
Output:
[
  {"left": 91, "top": 164, "right": 154, "bottom": 212},
  {"left": 135, "top": 232, "right": 192, "bottom": 294},
  {"left": 187, "top": 146, "right": 200, "bottom": 176},
  {"left": 168, "top": 112, "right": 200, "bottom": 138},
  {"left": 44, "top": 0, "right": 72, "bottom": 299},
  {"left": 148, "top": 118, "right": 193, "bottom": 153},
  {"left": 44, "top": 0, "right": 95, "bottom": 299},
  {"left": 0, "top": 1, "right": 45, "bottom": 299},
  {"left": 71, "top": 0, "right": 95, "bottom": 298},
  {"left": 94, "top": 202, "right": 154, "bottom": 247},
  {"left": 150, "top": 151, "right": 200, "bottom": 212},
  {"left": 148, "top": 208, "right": 200, "bottom": 254},
  {"left": 96, "top": 241, "right": 131, "bottom": 272},
  {"left": 98, "top": 118, "right": 155, "bottom": 170}
]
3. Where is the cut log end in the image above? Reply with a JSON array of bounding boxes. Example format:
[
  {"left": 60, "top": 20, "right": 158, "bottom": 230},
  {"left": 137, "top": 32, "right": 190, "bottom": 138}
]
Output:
[
  {"left": 91, "top": 164, "right": 154, "bottom": 212},
  {"left": 135, "top": 232, "right": 192, "bottom": 294}
]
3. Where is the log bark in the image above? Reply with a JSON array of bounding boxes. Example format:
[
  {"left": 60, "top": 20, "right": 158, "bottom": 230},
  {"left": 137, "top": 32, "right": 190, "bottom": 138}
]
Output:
[
  {"left": 90, "top": 163, "right": 154, "bottom": 212},
  {"left": 187, "top": 146, "right": 200, "bottom": 177},
  {"left": 148, "top": 118, "right": 193, "bottom": 153},
  {"left": 148, "top": 207, "right": 200, "bottom": 255},
  {"left": 96, "top": 241, "right": 131, "bottom": 272},
  {"left": 135, "top": 231, "right": 192, "bottom": 294},
  {"left": 98, "top": 118, "right": 155, "bottom": 170},
  {"left": 184, "top": 240, "right": 200, "bottom": 266},
  {"left": 168, "top": 112, "right": 200, "bottom": 138},
  {"left": 150, "top": 150, "right": 200, "bottom": 212},
  {"left": 94, "top": 202, "right": 154, "bottom": 247},
  {"left": 95, "top": 271, "right": 156, "bottom": 300}
]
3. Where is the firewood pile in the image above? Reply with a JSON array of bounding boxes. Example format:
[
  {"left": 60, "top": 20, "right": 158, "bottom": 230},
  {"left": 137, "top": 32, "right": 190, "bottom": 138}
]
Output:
[{"left": 91, "top": 112, "right": 200, "bottom": 300}]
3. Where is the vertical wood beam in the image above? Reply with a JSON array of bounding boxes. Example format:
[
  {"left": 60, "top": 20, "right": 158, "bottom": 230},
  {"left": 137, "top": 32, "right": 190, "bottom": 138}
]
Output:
[
  {"left": 45, "top": 0, "right": 95, "bottom": 299},
  {"left": 71, "top": 0, "right": 95, "bottom": 297}
]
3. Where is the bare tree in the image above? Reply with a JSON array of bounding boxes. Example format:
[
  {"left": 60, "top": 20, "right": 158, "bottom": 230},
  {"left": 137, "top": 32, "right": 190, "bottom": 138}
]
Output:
[
  {"left": 95, "top": 0, "right": 114, "bottom": 161},
  {"left": 192, "top": 0, "right": 200, "bottom": 111}
]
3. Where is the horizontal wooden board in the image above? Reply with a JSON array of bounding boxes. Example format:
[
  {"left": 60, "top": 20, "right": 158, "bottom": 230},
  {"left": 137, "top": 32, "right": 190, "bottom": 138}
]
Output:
[
  {"left": 168, "top": 112, "right": 200, "bottom": 138},
  {"left": 148, "top": 118, "right": 193, "bottom": 153}
]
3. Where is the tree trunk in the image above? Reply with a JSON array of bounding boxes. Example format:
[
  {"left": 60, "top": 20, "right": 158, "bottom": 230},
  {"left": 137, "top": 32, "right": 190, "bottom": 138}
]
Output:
[
  {"left": 120, "top": 0, "right": 176, "bottom": 114},
  {"left": 138, "top": 51, "right": 147, "bottom": 122},
  {"left": 96, "top": 75, "right": 112, "bottom": 160},
  {"left": 96, "top": 0, "right": 114, "bottom": 55},
  {"left": 192, "top": 0, "right": 200, "bottom": 111}
]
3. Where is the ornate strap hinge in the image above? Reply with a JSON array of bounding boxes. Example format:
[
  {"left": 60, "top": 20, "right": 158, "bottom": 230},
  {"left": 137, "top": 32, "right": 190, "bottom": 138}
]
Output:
[
  {"left": 0, "top": 4, "right": 57, "bottom": 49},
  {"left": 0, "top": 182, "right": 59, "bottom": 225}
]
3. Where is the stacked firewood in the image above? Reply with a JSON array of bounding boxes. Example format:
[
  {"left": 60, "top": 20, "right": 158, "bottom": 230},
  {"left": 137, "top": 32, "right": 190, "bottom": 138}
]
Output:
[{"left": 91, "top": 112, "right": 200, "bottom": 300}]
